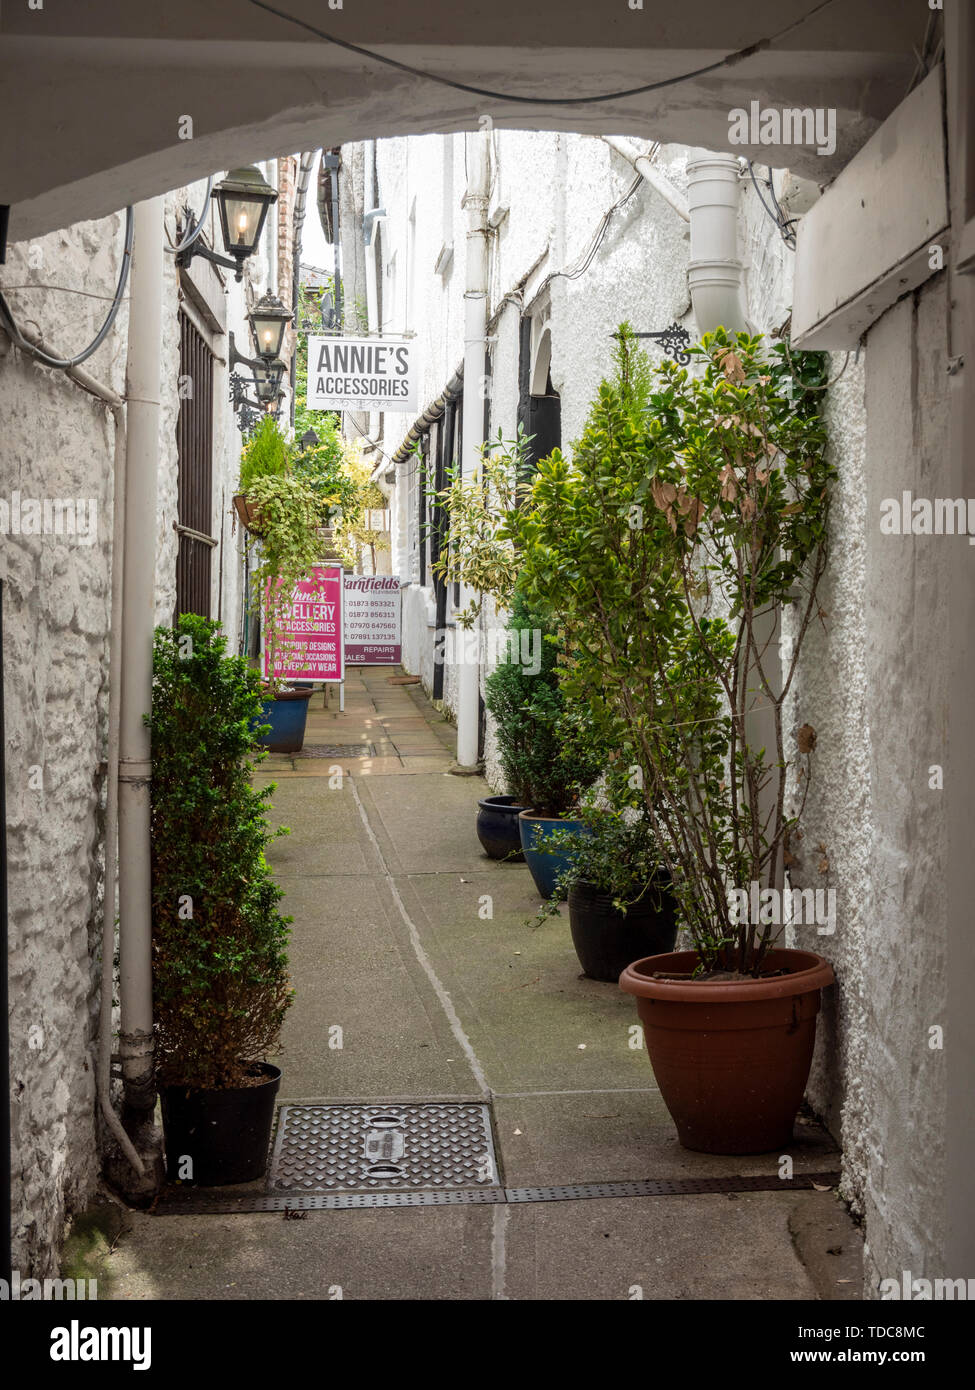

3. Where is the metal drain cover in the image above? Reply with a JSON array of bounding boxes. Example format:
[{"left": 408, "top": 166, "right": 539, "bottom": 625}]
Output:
[
  {"left": 298, "top": 743, "right": 378, "bottom": 759},
  {"left": 268, "top": 1103, "right": 499, "bottom": 1192}
]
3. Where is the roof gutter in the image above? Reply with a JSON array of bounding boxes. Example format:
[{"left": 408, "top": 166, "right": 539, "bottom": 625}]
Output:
[{"left": 390, "top": 364, "right": 464, "bottom": 466}]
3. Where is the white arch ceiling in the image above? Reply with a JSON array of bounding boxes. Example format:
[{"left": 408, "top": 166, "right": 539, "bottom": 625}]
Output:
[{"left": 0, "top": 0, "right": 924, "bottom": 240}]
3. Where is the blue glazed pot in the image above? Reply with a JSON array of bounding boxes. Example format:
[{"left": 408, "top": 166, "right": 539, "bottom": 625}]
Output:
[
  {"left": 518, "top": 810, "right": 591, "bottom": 900},
  {"left": 254, "top": 688, "right": 314, "bottom": 753},
  {"left": 476, "top": 795, "right": 527, "bottom": 861}
]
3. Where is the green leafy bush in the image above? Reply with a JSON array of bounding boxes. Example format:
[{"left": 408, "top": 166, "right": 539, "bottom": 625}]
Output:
[
  {"left": 146, "top": 615, "right": 293, "bottom": 1089},
  {"left": 537, "top": 807, "right": 672, "bottom": 914},
  {"left": 238, "top": 414, "right": 289, "bottom": 492},
  {"left": 484, "top": 584, "right": 600, "bottom": 816}
]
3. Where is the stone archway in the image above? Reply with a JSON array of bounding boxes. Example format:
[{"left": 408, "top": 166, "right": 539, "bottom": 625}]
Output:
[{"left": 1, "top": 1, "right": 923, "bottom": 239}]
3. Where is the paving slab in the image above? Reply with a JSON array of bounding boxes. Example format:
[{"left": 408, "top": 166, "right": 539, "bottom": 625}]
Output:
[
  {"left": 502, "top": 1192, "right": 820, "bottom": 1300},
  {"left": 271, "top": 872, "right": 478, "bottom": 1098},
  {"left": 492, "top": 1093, "right": 839, "bottom": 1185},
  {"left": 108, "top": 1207, "right": 495, "bottom": 1300},
  {"left": 357, "top": 771, "right": 495, "bottom": 874}
]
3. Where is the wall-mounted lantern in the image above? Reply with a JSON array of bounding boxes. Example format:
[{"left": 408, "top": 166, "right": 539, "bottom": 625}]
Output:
[
  {"left": 248, "top": 291, "right": 291, "bottom": 360},
  {"left": 176, "top": 165, "right": 278, "bottom": 282}
]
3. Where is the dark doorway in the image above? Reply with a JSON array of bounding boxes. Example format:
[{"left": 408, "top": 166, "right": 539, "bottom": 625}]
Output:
[
  {"left": 517, "top": 316, "right": 561, "bottom": 482},
  {"left": 175, "top": 311, "right": 216, "bottom": 619}
]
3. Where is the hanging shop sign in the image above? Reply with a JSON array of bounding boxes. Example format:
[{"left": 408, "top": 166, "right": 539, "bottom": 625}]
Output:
[
  {"left": 264, "top": 565, "right": 345, "bottom": 683},
  {"left": 305, "top": 335, "right": 418, "bottom": 413},
  {"left": 343, "top": 575, "right": 402, "bottom": 665}
]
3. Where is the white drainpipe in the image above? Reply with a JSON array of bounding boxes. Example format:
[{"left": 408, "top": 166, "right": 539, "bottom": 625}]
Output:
[
  {"left": 685, "top": 154, "right": 750, "bottom": 335},
  {"left": 601, "top": 137, "right": 690, "bottom": 224},
  {"left": 455, "top": 132, "right": 491, "bottom": 769},
  {"left": 117, "top": 196, "right": 163, "bottom": 1157}
]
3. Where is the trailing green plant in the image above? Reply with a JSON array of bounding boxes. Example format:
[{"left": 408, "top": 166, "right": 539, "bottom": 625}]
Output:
[
  {"left": 244, "top": 470, "right": 339, "bottom": 692},
  {"left": 484, "top": 582, "right": 601, "bottom": 816},
  {"left": 542, "top": 806, "right": 670, "bottom": 905},
  {"left": 238, "top": 414, "right": 290, "bottom": 493},
  {"left": 506, "top": 324, "right": 833, "bottom": 976},
  {"left": 530, "top": 806, "right": 673, "bottom": 925},
  {"left": 331, "top": 445, "right": 391, "bottom": 571},
  {"left": 146, "top": 615, "right": 293, "bottom": 1090},
  {"left": 427, "top": 426, "right": 532, "bottom": 627}
]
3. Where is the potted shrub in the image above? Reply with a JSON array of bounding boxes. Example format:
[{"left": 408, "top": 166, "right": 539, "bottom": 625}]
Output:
[
  {"left": 146, "top": 615, "right": 293, "bottom": 1185},
  {"left": 536, "top": 808, "right": 678, "bottom": 982},
  {"left": 240, "top": 429, "right": 341, "bottom": 753},
  {"left": 484, "top": 584, "right": 600, "bottom": 896},
  {"left": 427, "top": 429, "right": 531, "bottom": 859},
  {"left": 508, "top": 326, "right": 836, "bottom": 1152}
]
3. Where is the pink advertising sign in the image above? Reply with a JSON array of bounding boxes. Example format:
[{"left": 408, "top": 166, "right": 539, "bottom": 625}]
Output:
[{"left": 263, "top": 565, "right": 345, "bottom": 683}]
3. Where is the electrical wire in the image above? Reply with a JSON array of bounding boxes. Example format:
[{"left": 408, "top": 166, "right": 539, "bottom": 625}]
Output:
[
  {"left": 244, "top": 0, "right": 839, "bottom": 107},
  {"left": 0, "top": 207, "right": 134, "bottom": 369},
  {"left": 747, "top": 161, "right": 797, "bottom": 249},
  {"left": 166, "top": 176, "right": 215, "bottom": 254},
  {"left": 529, "top": 172, "right": 643, "bottom": 306}
]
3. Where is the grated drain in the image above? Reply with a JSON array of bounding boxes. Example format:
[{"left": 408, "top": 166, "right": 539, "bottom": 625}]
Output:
[
  {"left": 267, "top": 1103, "right": 499, "bottom": 1192},
  {"left": 155, "top": 1171, "right": 842, "bottom": 1215},
  {"left": 298, "top": 743, "right": 378, "bottom": 759}
]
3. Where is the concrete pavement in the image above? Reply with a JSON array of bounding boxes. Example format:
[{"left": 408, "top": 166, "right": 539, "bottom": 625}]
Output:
[{"left": 105, "top": 667, "right": 861, "bottom": 1300}]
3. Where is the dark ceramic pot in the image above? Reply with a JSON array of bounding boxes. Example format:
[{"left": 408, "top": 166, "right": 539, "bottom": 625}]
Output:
[
  {"left": 160, "top": 1062, "right": 281, "bottom": 1186},
  {"left": 476, "top": 795, "right": 527, "bottom": 861},
  {"left": 568, "top": 879, "right": 678, "bottom": 982}
]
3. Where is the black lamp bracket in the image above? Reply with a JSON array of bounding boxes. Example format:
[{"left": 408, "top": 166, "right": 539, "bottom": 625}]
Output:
[
  {"left": 629, "top": 322, "right": 692, "bottom": 366},
  {"left": 176, "top": 233, "right": 243, "bottom": 282}
]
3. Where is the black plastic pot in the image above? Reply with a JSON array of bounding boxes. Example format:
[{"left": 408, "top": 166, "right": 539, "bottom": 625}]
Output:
[
  {"left": 568, "top": 880, "right": 679, "bottom": 982},
  {"left": 160, "top": 1062, "right": 281, "bottom": 1186},
  {"left": 476, "top": 795, "right": 527, "bottom": 861}
]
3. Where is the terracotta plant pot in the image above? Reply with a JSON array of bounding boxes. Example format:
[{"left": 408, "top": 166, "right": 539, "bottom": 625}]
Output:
[
  {"left": 619, "top": 948, "right": 834, "bottom": 1154},
  {"left": 232, "top": 493, "right": 264, "bottom": 535}
]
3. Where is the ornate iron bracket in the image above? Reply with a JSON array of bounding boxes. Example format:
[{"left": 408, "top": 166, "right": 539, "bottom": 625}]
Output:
[{"left": 631, "top": 323, "right": 692, "bottom": 365}]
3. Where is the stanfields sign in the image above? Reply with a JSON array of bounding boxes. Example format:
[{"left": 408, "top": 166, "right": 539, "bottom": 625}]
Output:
[
  {"left": 344, "top": 574, "right": 402, "bottom": 665},
  {"left": 306, "top": 335, "right": 418, "bottom": 413}
]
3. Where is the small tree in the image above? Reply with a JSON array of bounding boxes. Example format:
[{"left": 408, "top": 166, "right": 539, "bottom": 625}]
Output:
[
  {"left": 146, "top": 615, "right": 293, "bottom": 1089},
  {"left": 508, "top": 326, "right": 833, "bottom": 975},
  {"left": 428, "top": 427, "right": 530, "bottom": 627}
]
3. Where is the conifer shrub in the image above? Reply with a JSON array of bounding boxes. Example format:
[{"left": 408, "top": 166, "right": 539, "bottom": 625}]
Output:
[{"left": 146, "top": 614, "right": 293, "bottom": 1089}]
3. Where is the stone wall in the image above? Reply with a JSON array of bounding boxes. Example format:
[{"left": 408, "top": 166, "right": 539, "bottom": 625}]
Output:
[
  {"left": 1, "top": 213, "right": 127, "bottom": 1276},
  {"left": 1, "top": 174, "right": 269, "bottom": 1273}
]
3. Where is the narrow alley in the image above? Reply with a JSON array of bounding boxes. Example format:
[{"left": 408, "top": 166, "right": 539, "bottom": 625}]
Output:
[{"left": 106, "top": 669, "right": 855, "bottom": 1301}]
